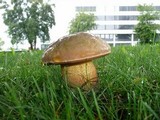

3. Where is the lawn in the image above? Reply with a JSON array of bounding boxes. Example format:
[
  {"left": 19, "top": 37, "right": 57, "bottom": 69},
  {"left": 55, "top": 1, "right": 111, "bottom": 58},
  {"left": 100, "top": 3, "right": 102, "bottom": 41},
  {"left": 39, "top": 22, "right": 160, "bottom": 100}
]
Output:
[{"left": 0, "top": 44, "right": 160, "bottom": 120}]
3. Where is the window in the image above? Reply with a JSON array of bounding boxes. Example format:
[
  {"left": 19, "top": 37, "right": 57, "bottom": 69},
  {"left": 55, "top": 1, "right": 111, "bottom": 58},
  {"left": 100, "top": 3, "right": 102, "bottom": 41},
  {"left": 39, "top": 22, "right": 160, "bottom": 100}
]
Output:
[
  {"left": 119, "top": 6, "right": 160, "bottom": 11},
  {"left": 119, "top": 6, "right": 137, "bottom": 11},
  {"left": 116, "top": 34, "right": 131, "bottom": 41},
  {"left": 118, "top": 16, "right": 137, "bottom": 20},
  {"left": 95, "top": 25, "right": 105, "bottom": 30},
  {"left": 96, "top": 16, "right": 106, "bottom": 21},
  {"left": 76, "top": 6, "right": 96, "bottom": 12},
  {"left": 96, "top": 15, "right": 138, "bottom": 21},
  {"left": 96, "top": 25, "right": 134, "bottom": 30},
  {"left": 41, "top": 44, "right": 49, "bottom": 50},
  {"left": 118, "top": 25, "right": 134, "bottom": 30},
  {"left": 155, "top": 6, "right": 160, "bottom": 11},
  {"left": 95, "top": 34, "right": 114, "bottom": 41}
]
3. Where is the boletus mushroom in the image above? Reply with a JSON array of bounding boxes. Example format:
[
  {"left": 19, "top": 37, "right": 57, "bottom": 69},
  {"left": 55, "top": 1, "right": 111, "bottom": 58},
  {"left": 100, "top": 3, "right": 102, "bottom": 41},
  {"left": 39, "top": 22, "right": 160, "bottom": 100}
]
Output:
[{"left": 42, "top": 32, "right": 111, "bottom": 90}]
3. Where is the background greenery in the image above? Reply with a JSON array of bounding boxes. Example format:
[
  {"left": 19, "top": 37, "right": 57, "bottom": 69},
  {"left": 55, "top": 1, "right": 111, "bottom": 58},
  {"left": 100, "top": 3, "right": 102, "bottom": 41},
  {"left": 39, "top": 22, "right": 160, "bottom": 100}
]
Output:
[
  {"left": 0, "top": 38, "right": 4, "bottom": 50},
  {"left": 0, "top": 44, "right": 160, "bottom": 120},
  {"left": 1, "top": 0, "right": 55, "bottom": 50},
  {"left": 69, "top": 12, "right": 96, "bottom": 34},
  {"left": 134, "top": 4, "right": 160, "bottom": 44}
]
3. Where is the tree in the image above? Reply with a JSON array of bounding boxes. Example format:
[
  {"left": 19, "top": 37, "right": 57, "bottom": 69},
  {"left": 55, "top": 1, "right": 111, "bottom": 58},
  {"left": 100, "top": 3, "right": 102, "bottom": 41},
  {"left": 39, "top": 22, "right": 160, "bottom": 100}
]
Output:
[
  {"left": 2, "top": 0, "right": 55, "bottom": 50},
  {"left": 0, "top": 38, "right": 4, "bottom": 50},
  {"left": 134, "top": 4, "right": 160, "bottom": 44},
  {"left": 69, "top": 12, "right": 96, "bottom": 34}
]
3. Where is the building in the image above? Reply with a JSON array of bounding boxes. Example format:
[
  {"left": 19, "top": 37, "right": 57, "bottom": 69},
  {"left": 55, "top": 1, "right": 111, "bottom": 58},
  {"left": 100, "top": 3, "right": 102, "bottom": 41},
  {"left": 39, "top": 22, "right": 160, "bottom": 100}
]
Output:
[
  {"left": 74, "top": 0, "right": 160, "bottom": 46},
  {"left": 1, "top": 0, "right": 159, "bottom": 50}
]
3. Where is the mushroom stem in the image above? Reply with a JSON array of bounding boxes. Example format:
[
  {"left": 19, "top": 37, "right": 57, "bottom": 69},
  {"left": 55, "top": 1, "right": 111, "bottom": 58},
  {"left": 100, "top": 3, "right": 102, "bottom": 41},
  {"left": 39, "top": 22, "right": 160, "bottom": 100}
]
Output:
[{"left": 61, "top": 61, "right": 98, "bottom": 90}]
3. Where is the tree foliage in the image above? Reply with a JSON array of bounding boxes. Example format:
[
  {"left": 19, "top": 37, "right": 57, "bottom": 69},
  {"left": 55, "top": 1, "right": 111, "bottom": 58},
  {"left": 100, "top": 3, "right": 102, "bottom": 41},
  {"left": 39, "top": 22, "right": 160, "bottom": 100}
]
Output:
[
  {"left": 2, "top": 0, "right": 55, "bottom": 50},
  {"left": 69, "top": 12, "right": 96, "bottom": 34},
  {"left": 134, "top": 4, "right": 160, "bottom": 44},
  {"left": 0, "top": 38, "right": 4, "bottom": 50}
]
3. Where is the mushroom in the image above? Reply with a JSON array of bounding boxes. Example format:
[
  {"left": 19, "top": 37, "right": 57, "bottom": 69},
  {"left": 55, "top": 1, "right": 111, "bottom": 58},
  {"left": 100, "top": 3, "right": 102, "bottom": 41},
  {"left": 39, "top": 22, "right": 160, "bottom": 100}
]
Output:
[{"left": 42, "top": 32, "right": 111, "bottom": 90}]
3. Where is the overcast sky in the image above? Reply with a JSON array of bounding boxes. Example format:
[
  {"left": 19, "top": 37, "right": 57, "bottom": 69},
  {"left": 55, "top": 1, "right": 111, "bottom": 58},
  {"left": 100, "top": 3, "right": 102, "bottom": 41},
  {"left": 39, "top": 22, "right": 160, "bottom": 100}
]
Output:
[{"left": 0, "top": 0, "right": 159, "bottom": 50}]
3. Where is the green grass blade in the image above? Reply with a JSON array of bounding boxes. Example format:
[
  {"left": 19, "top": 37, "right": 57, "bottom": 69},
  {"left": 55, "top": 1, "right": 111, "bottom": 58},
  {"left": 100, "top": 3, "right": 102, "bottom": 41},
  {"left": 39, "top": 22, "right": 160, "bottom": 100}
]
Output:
[
  {"left": 142, "top": 101, "right": 160, "bottom": 120},
  {"left": 78, "top": 88, "right": 94, "bottom": 120},
  {"left": 92, "top": 90, "right": 103, "bottom": 120},
  {"left": 4, "top": 82, "right": 25, "bottom": 120}
]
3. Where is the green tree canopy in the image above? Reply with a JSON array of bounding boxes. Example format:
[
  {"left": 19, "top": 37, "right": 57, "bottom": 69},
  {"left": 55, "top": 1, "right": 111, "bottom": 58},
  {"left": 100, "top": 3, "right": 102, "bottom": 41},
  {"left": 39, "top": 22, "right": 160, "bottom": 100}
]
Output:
[
  {"left": 134, "top": 4, "right": 160, "bottom": 44},
  {"left": 2, "top": 0, "right": 55, "bottom": 50},
  {"left": 69, "top": 12, "right": 96, "bottom": 34}
]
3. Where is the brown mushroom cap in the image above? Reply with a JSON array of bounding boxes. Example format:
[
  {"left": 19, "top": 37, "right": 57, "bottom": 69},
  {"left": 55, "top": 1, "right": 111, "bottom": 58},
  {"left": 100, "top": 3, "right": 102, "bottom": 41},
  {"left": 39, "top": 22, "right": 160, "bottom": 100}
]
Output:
[{"left": 42, "top": 32, "right": 111, "bottom": 64}]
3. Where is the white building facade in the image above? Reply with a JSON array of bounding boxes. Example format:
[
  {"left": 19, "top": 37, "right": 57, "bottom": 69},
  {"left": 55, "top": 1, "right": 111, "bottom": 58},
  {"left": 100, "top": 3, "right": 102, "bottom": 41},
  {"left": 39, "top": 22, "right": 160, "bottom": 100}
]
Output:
[
  {"left": 2, "top": 0, "right": 159, "bottom": 50},
  {"left": 74, "top": 0, "right": 160, "bottom": 46}
]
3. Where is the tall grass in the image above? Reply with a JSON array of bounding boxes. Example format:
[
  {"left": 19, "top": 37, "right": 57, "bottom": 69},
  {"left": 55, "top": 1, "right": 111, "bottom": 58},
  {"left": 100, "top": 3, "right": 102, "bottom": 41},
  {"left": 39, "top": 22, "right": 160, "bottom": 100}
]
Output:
[{"left": 0, "top": 45, "right": 160, "bottom": 120}]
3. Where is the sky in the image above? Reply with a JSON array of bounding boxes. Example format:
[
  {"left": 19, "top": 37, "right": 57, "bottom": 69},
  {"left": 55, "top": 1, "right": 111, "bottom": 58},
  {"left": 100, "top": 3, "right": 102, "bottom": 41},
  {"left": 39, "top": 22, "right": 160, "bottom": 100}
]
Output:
[{"left": 0, "top": 0, "right": 160, "bottom": 50}]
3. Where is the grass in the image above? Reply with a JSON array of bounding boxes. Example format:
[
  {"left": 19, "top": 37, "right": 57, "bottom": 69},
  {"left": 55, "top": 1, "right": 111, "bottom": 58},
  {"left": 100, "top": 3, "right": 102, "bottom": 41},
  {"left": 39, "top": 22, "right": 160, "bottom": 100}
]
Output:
[{"left": 0, "top": 44, "right": 160, "bottom": 120}]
